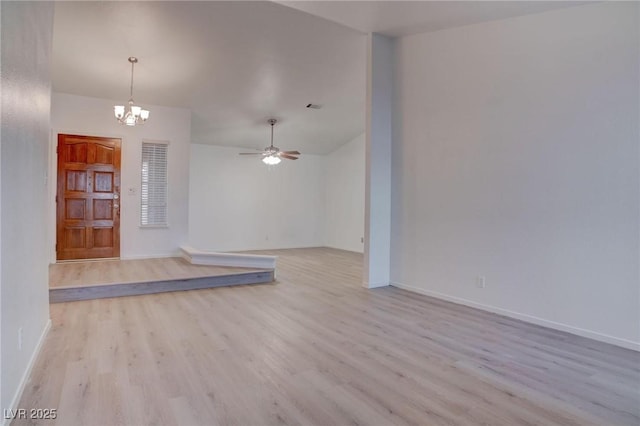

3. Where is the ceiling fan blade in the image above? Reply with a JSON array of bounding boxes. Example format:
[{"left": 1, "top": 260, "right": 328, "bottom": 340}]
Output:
[
  {"left": 281, "top": 150, "right": 300, "bottom": 155},
  {"left": 239, "top": 152, "right": 266, "bottom": 155},
  {"left": 279, "top": 153, "right": 299, "bottom": 160}
]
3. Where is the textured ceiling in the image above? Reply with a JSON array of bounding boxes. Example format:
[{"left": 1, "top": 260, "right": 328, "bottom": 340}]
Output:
[
  {"left": 52, "top": 1, "right": 366, "bottom": 154},
  {"left": 52, "top": 1, "right": 589, "bottom": 154},
  {"left": 277, "top": 1, "right": 591, "bottom": 37}
]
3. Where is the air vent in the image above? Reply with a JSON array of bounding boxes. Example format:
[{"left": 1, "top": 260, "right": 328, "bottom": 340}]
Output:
[{"left": 306, "top": 103, "right": 321, "bottom": 109}]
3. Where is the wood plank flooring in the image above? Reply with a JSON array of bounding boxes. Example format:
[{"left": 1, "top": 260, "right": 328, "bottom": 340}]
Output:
[{"left": 17, "top": 248, "right": 640, "bottom": 425}]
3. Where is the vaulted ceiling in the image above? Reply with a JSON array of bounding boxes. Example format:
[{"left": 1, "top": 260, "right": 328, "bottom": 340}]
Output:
[{"left": 52, "top": 1, "right": 586, "bottom": 154}]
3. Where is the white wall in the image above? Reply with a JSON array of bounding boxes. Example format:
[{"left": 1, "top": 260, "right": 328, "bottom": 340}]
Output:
[
  {"left": 189, "top": 144, "right": 326, "bottom": 251},
  {"left": 1, "top": 1, "right": 54, "bottom": 416},
  {"left": 50, "top": 93, "right": 191, "bottom": 259},
  {"left": 325, "top": 133, "right": 365, "bottom": 253},
  {"left": 392, "top": 2, "right": 640, "bottom": 349}
]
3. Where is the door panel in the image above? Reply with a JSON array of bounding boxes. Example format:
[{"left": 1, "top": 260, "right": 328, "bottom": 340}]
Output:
[{"left": 56, "top": 134, "right": 121, "bottom": 260}]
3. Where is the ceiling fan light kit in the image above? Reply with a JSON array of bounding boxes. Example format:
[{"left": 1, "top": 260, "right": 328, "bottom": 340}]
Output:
[
  {"left": 240, "top": 118, "right": 301, "bottom": 165},
  {"left": 262, "top": 155, "right": 282, "bottom": 165},
  {"left": 114, "top": 57, "right": 150, "bottom": 126}
]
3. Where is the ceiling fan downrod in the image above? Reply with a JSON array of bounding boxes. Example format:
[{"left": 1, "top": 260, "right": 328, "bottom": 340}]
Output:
[{"left": 268, "top": 118, "right": 277, "bottom": 149}]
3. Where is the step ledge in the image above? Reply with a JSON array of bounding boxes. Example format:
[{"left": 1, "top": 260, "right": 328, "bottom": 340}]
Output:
[
  {"left": 180, "top": 245, "right": 277, "bottom": 269},
  {"left": 50, "top": 271, "right": 275, "bottom": 303}
]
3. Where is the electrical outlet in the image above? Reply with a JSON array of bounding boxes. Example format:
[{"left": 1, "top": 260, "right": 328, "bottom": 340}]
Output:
[
  {"left": 476, "top": 276, "right": 486, "bottom": 289},
  {"left": 18, "top": 327, "right": 23, "bottom": 351}
]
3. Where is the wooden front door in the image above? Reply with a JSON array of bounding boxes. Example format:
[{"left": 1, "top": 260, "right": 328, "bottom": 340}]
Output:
[{"left": 56, "top": 134, "right": 121, "bottom": 260}]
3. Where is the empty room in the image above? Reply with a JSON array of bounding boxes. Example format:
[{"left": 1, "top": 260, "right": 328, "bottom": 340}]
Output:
[{"left": 1, "top": 1, "right": 638, "bottom": 425}]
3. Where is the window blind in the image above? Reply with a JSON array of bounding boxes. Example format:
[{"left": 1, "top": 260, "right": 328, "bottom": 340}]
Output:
[{"left": 141, "top": 142, "right": 168, "bottom": 226}]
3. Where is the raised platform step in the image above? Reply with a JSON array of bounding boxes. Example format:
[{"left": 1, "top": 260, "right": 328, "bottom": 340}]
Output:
[
  {"left": 180, "top": 245, "right": 277, "bottom": 269},
  {"left": 50, "top": 269, "right": 274, "bottom": 303}
]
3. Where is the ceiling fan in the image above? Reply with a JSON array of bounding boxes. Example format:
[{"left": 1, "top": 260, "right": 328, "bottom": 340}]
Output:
[{"left": 239, "top": 119, "right": 300, "bottom": 165}]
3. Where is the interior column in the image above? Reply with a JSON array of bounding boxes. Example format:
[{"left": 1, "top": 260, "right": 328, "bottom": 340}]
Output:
[{"left": 364, "top": 33, "right": 394, "bottom": 289}]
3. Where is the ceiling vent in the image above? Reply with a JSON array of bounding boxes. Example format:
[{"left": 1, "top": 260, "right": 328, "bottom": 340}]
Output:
[{"left": 306, "top": 103, "right": 322, "bottom": 109}]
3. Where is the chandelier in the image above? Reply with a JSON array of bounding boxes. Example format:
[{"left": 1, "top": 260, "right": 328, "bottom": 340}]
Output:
[{"left": 114, "top": 57, "right": 149, "bottom": 126}]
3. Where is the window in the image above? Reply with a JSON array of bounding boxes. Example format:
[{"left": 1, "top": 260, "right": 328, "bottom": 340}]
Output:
[{"left": 140, "top": 141, "right": 168, "bottom": 227}]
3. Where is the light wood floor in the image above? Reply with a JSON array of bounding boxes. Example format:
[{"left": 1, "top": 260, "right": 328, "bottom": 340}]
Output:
[
  {"left": 19, "top": 247, "right": 640, "bottom": 425},
  {"left": 50, "top": 257, "right": 265, "bottom": 288}
]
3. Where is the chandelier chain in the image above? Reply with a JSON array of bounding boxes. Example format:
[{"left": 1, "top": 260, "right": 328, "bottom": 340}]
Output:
[
  {"left": 128, "top": 56, "right": 138, "bottom": 100},
  {"left": 130, "top": 60, "right": 134, "bottom": 98}
]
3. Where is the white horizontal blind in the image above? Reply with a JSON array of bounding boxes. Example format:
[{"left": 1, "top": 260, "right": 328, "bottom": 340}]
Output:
[{"left": 141, "top": 142, "right": 168, "bottom": 226}]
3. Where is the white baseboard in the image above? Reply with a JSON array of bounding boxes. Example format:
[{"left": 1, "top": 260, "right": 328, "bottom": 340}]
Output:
[
  {"left": 120, "top": 253, "right": 178, "bottom": 260},
  {"left": 364, "top": 281, "right": 390, "bottom": 289},
  {"left": 391, "top": 282, "right": 639, "bottom": 352},
  {"left": 3, "top": 319, "right": 52, "bottom": 426}
]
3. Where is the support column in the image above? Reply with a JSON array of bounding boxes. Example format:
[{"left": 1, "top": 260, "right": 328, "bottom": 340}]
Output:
[{"left": 364, "top": 33, "right": 393, "bottom": 289}]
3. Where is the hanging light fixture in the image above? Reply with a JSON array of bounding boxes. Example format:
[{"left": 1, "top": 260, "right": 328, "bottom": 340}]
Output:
[
  {"left": 114, "top": 57, "right": 150, "bottom": 126},
  {"left": 262, "top": 119, "right": 281, "bottom": 165},
  {"left": 238, "top": 119, "right": 301, "bottom": 164}
]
